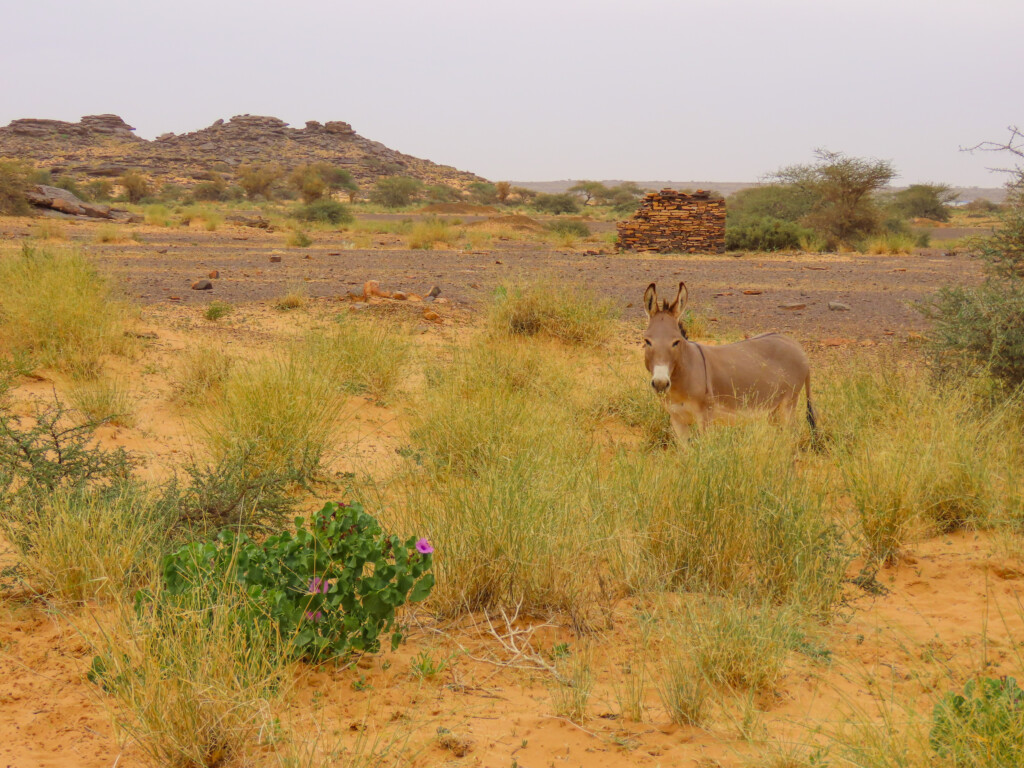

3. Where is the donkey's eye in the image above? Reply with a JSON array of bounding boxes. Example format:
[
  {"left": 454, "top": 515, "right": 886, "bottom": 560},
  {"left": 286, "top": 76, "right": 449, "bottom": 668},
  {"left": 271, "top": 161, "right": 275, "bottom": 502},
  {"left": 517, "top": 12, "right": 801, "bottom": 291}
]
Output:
[
  {"left": 643, "top": 338, "right": 652, "bottom": 346},
  {"left": 671, "top": 340, "right": 680, "bottom": 347}
]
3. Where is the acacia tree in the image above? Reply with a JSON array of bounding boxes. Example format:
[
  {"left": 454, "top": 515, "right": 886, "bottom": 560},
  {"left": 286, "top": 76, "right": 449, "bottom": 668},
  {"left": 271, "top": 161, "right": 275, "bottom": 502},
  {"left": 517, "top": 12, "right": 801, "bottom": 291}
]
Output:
[
  {"left": 772, "top": 149, "right": 896, "bottom": 246},
  {"left": 890, "top": 183, "right": 956, "bottom": 222},
  {"left": 370, "top": 176, "right": 423, "bottom": 208},
  {"left": 312, "top": 163, "right": 359, "bottom": 202},
  {"left": 569, "top": 180, "right": 608, "bottom": 206}
]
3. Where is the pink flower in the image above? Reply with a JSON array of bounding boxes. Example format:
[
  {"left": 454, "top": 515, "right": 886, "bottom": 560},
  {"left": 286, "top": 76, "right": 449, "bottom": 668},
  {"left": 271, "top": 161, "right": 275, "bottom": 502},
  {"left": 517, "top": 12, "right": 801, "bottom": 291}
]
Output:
[
  {"left": 305, "top": 610, "right": 324, "bottom": 622},
  {"left": 415, "top": 538, "right": 434, "bottom": 555},
  {"left": 308, "top": 577, "right": 329, "bottom": 594}
]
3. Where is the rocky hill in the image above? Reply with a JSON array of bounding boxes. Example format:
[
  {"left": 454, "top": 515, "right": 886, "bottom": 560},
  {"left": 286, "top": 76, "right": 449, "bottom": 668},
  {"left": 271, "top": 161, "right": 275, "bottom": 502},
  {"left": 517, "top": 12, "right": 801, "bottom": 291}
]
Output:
[{"left": 0, "top": 113, "right": 485, "bottom": 191}]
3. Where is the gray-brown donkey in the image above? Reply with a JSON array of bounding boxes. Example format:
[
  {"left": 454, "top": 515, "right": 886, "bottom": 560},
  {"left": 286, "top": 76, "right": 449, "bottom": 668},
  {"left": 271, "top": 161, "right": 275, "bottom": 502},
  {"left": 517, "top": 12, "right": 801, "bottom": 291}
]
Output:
[{"left": 643, "top": 282, "right": 816, "bottom": 441}]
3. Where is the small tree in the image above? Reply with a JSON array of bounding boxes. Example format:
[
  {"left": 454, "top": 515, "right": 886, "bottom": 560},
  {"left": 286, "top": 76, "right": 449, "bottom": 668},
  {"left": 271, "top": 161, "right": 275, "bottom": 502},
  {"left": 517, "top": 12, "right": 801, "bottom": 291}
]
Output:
[
  {"left": 238, "top": 163, "right": 283, "bottom": 200},
  {"left": 923, "top": 127, "right": 1024, "bottom": 387},
  {"left": 118, "top": 172, "right": 151, "bottom": 204},
  {"left": 288, "top": 165, "right": 327, "bottom": 204},
  {"left": 468, "top": 181, "right": 498, "bottom": 205},
  {"left": 510, "top": 186, "right": 538, "bottom": 206},
  {"left": 727, "top": 184, "right": 817, "bottom": 224},
  {"left": 600, "top": 182, "right": 646, "bottom": 213},
  {"left": 772, "top": 149, "right": 896, "bottom": 246},
  {"left": 495, "top": 181, "right": 512, "bottom": 204},
  {"left": 425, "top": 184, "right": 463, "bottom": 204},
  {"left": 0, "top": 159, "right": 32, "bottom": 215},
  {"left": 569, "top": 180, "right": 609, "bottom": 206},
  {"left": 890, "top": 183, "right": 956, "bottom": 222},
  {"left": 192, "top": 173, "right": 227, "bottom": 202},
  {"left": 311, "top": 163, "right": 359, "bottom": 202},
  {"left": 370, "top": 176, "right": 423, "bottom": 208}
]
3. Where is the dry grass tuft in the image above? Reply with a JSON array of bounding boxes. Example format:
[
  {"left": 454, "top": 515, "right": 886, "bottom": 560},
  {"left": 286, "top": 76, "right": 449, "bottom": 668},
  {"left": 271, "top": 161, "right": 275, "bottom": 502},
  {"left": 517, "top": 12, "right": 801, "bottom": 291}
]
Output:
[
  {"left": 69, "top": 376, "right": 136, "bottom": 426},
  {"left": 172, "top": 346, "right": 235, "bottom": 407},
  {"left": 487, "top": 280, "right": 619, "bottom": 346},
  {"left": 0, "top": 245, "right": 134, "bottom": 377},
  {"left": 0, "top": 487, "right": 167, "bottom": 602}
]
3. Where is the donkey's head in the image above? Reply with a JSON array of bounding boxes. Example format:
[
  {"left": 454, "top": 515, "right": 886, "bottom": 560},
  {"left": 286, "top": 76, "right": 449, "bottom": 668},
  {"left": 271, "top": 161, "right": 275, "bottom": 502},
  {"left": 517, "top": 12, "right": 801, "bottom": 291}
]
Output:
[{"left": 643, "top": 282, "right": 688, "bottom": 393}]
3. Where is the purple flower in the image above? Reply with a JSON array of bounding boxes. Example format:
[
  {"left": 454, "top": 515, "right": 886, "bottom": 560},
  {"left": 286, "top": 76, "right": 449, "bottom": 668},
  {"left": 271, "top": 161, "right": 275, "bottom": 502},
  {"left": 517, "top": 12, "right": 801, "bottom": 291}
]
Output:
[
  {"left": 305, "top": 610, "right": 324, "bottom": 622},
  {"left": 415, "top": 538, "right": 434, "bottom": 555},
  {"left": 308, "top": 577, "right": 330, "bottom": 594}
]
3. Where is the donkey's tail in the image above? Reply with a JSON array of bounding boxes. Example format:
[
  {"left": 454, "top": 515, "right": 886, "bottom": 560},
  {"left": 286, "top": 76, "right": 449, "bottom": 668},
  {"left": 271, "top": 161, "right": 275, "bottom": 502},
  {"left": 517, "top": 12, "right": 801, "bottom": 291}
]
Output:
[{"left": 805, "top": 374, "right": 817, "bottom": 431}]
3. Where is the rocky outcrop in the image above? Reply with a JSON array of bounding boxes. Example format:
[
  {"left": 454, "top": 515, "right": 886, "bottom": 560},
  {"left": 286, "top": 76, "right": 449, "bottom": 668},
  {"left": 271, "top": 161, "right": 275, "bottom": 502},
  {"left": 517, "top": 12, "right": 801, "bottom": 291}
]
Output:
[
  {"left": 7, "top": 115, "right": 138, "bottom": 140},
  {"left": 0, "top": 113, "right": 483, "bottom": 191},
  {"left": 24, "top": 185, "right": 113, "bottom": 218}
]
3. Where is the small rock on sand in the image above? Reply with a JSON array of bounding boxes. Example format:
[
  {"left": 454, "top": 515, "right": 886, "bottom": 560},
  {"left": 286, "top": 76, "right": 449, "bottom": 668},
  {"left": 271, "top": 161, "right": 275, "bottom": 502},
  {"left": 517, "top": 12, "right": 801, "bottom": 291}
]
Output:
[
  {"left": 779, "top": 302, "right": 806, "bottom": 310},
  {"left": 191, "top": 279, "right": 213, "bottom": 290},
  {"left": 828, "top": 301, "right": 851, "bottom": 311}
]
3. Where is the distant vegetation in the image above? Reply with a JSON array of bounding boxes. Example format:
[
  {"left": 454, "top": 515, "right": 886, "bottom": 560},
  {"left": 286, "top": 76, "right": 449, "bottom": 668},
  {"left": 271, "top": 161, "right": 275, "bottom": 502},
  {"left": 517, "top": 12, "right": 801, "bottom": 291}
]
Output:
[{"left": 723, "top": 150, "right": 977, "bottom": 252}]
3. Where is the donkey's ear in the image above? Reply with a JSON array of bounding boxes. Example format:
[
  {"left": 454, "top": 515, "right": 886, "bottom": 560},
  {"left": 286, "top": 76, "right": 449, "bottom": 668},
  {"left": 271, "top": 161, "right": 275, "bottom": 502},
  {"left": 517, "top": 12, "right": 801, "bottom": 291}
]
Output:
[
  {"left": 667, "top": 282, "right": 688, "bottom": 316},
  {"left": 643, "top": 283, "right": 658, "bottom": 317}
]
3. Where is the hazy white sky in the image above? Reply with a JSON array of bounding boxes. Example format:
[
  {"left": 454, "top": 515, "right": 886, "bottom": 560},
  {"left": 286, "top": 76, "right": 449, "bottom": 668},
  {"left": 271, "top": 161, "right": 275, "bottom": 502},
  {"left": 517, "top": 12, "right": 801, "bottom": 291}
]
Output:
[{"left": 2, "top": 0, "right": 1021, "bottom": 186}]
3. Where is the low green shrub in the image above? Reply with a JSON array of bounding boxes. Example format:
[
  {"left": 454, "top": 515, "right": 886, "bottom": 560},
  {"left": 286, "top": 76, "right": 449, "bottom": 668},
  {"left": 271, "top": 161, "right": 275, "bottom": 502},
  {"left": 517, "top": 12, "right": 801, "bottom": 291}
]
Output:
[
  {"left": 162, "top": 501, "right": 435, "bottom": 660},
  {"left": 546, "top": 219, "right": 590, "bottom": 238},
  {"left": 726, "top": 215, "right": 812, "bottom": 252},
  {"left": 534, "top": 193, "right": 581, "bottom": 215},
  {"left": 295, "top": 199, "right": 354, "bottom": 225},
  {"left": 923, "top": 181, "right": 1024, "bottom": 388}
]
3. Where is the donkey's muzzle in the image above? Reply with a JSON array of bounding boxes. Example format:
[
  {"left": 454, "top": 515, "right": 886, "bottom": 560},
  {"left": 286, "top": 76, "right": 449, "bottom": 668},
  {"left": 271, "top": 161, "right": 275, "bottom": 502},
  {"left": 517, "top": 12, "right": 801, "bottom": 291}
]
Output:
[{"left": 650, "top": 378, "right": 670, "bottom": 393}]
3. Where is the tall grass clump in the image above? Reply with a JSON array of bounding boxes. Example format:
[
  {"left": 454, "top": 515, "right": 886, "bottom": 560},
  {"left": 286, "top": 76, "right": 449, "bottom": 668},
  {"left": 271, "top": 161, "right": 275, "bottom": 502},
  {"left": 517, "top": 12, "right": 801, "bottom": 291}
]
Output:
[
  {"left": 674, "top": 598, "right": 794, "bottom": 692},
  {"left": 0, "top": 486, "right": 168, "bottom": 602},
  {"left": 487, "top": 280, "right": 619, "bottom": 346},
  {"left": 549, "top": 647, "right": 595, "bottom": 722},
  {"left": 275, "top": 288, "right": 307, "bottom": 310},
  {"left": 69, "top": 376, "right": 136, "bottom": 426},
  {"left": 592, "top": 422, "right": 846, "bottom": 615},
  {"left": 32, "top": 220, "right": 67, "bottom": 240},
  {"left": 144, "top": 204, "right": 173, "bottom": 226},
  {"left": 407, "top": 217, "right": 458, "bottom": 249},
  {"left": 0, "top": 245, "right": 133, "bottom": 376},
  {"left": 172, "top": 346, "right": 234, "bottom": 407},
  {"left": 90, "top": 581, "right": 289, "bottom": 768},
  {"left": 823, "top": 356, "right": 1013, "bottom": 562},
  {"left": 311, "top": 314, "right": 410, "bottom": 401},
  {"left": 655, "top": 653, "right": 711, "bottom": 727},
  {"left": 864, "top": 232, "right": 916, "bottom": 254},
  {"left": 93, "top": 224, "right": 123, "bottom": 243},
  {"left": 197, "top": 338, "right": 345, "bottom": 485},
  {"left": 379, "top": 339, "right": 602, "bottom": 622}
]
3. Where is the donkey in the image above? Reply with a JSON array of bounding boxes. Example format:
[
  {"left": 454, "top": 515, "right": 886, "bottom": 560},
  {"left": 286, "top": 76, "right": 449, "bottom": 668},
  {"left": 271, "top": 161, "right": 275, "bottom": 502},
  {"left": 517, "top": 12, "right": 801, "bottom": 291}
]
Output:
[{"left": 643, "top": 282, "right": 816, "bottom": 442}]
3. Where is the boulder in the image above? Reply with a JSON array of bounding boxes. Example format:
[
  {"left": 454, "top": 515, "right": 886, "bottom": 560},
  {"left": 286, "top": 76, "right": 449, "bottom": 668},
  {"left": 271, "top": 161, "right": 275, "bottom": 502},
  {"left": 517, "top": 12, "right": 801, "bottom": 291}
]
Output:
[{"left": 25, "top": 185, "right": 112, "bottom": 218}]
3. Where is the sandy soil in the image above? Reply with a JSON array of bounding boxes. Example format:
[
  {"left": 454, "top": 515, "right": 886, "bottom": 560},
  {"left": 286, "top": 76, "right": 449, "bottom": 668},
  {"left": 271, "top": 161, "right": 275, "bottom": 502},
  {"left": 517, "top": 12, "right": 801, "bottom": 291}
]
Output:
[{"left": 1, "top": 215, "right": 1018, "bottom": 767}]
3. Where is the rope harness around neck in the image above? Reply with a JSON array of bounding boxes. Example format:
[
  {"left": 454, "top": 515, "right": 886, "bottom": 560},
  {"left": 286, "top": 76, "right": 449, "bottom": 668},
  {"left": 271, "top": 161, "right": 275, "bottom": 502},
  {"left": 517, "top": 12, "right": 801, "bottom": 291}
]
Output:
[{"left": 692, "top": 341, "right": 712, "bottom": 401}]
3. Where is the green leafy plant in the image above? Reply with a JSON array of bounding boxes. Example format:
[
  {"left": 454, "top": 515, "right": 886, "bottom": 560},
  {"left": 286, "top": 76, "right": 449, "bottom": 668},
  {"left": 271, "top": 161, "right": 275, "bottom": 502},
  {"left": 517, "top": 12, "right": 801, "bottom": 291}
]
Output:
[
  {"left": 929, "top": 676, "right": 1024, "bottom": 765},
  {"left": 162, "top": 501, "right": 435, "bottom": 660}
]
